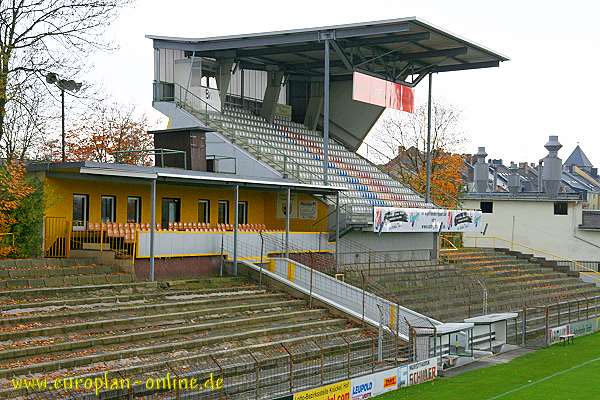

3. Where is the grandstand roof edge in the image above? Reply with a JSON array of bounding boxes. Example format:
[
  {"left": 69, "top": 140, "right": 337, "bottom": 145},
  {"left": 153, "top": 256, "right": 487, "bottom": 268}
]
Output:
[{"left": 145, "top": 16, "right": 509, "bottom": 63}]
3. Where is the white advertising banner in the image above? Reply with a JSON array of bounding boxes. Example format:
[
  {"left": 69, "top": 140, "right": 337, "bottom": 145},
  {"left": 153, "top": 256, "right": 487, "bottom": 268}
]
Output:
[
  {"left": 398, "top": 357, "right": 438, "bottom": 387},
  {"left": 374, "top": 207, "right": 482, "bottom": 233},
  {"left": 350, "top": 368, "right": 398, "bottom": 399}
]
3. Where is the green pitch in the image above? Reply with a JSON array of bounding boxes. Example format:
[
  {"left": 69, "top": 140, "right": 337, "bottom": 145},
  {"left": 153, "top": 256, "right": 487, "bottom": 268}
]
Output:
[{"left": 380, "top": 333, "right": 600, "bottom": 400}]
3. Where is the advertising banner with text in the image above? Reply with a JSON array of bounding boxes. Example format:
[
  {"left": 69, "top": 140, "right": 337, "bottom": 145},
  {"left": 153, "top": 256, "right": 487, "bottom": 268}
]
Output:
[{"left": 374, "top": 207, "right": 482, "bottom": 233}]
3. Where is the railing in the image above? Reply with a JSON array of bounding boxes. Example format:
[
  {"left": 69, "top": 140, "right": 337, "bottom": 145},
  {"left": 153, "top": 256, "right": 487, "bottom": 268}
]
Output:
[
  {"left": 462, "top": 235, "right": 598, "bottom": 274},
  {"left": 69, "top": 222, "right": 137, "bottom": 261},
  {"left": 44, "top": 217, "right": 71, "bottom": 258},
  {"left": 246, "top": 257, "right": 440, "bottom": 342},
  {"left": 508, "top": 295, "right": 600, "bottom": 347}
]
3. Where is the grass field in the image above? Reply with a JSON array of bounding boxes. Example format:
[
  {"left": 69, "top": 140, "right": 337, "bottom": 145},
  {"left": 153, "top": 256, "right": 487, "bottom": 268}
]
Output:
[{"left": 380, "top": 333, "right": 600, "bottom": 400}]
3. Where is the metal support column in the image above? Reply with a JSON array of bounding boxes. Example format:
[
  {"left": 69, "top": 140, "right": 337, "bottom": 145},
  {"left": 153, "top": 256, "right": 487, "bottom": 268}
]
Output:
[
  {"left": 323, "top": 39, "right": 330, "bottom": 185},
  {"left": 149, "top": 178, "right": 157, "bottom": 281},
  {"left": 425, "top": 73, "right": 433, "bottom": 204},
  {"left": 285, "top": 187, "right": 291, "bottom": 259},
  {"left": 61, "top": 89, "right": 66, "bottom": 162},
  {"left": 335, "top": 192, "right": 340, "bottom": 272},
  {"left": 233, "top": 184, "right": 239, "bottom": 276}
]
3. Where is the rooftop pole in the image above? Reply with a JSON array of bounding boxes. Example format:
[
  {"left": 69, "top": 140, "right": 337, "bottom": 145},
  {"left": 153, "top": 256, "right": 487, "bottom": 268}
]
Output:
[
  {"left": 425, "top": 73, "right": 433, "bottom": 204},
  {"left": 323, "top": 38, "right": 330, "bottom": 185},
  {"left": 233, "top": 184, "right": 239, "bottom": 276},
  {"left": 149, "top": 178, "right": 156, "bottom": 281}
]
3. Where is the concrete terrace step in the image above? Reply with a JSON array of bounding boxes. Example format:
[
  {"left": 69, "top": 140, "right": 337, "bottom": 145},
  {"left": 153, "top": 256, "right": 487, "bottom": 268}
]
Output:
[
  {"left": 0, "top": 272, "right": 135, "bottom": 289},
  {"left": 0, "top": 317, "right": 350, "bottom": 378}
]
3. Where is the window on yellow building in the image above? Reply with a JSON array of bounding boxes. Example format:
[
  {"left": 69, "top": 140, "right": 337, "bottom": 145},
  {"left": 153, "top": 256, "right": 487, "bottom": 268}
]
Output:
[
  {"left": 198, "top": 199, "right": 210, "bottom": 223},
  {"left": 101, "top": 195, "right": 116, "bottom": 223},
  {"left": 127, "top": 196, "right": 141, "bottom": 223},
  {"left": 73, "top": 194, "right": 89, "bottom": 230},
  {"left": 238, "top": 201, "right": 248, "bottom": 225},
  {"left": 218, "top": 200, "right": 229, "bottom": 224},
  {"left": 162, "top": 198, "right": 181, "bottom": 227}
]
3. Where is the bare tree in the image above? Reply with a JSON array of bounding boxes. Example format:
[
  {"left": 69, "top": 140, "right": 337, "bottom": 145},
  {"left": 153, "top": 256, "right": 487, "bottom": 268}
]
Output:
[
  {"left": 374, "top": 101, "right": 467, "bottom": 181},
  {"left": 0, "top": 0, "right": 132, "bottom": 159}
]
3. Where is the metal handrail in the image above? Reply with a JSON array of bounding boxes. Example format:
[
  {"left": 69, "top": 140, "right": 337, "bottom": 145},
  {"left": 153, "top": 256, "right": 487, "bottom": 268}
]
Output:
[{"left": 463, "top": 235, "right": 597, "bottom": 274}]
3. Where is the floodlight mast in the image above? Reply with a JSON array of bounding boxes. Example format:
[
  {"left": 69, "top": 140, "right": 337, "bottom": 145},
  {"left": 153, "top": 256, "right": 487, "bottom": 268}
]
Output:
[{"left": 46, "top": 73, "right": 82, "bottom": 162}]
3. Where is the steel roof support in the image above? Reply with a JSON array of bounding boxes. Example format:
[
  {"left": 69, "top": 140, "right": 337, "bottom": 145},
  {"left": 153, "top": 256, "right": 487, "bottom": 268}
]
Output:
[
  {"left": 425, "top": 73, "right": 433, "bottom": 204},
  {"left": 233, "top": 184, "right": 239, "bottom": 276},
  {"left": 149, "top": 177, "right": 156, "bottom": 281},
  {"left": 323, "top": 38, "right": 330, "bottom": 185}
]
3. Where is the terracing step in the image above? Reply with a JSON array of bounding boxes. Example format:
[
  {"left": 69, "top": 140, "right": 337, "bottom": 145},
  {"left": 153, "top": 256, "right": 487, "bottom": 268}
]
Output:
[{"left": 0, "top": 275, "right": 389, "bottom": 399}]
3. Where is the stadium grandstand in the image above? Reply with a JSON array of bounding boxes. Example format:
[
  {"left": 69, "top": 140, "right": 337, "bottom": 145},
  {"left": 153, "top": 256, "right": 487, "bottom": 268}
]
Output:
[{"left": 8, "top": 16, "right": 600, "bottom": 400}]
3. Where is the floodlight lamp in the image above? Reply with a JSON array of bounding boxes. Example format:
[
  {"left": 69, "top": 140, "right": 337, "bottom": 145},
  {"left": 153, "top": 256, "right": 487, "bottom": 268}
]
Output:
[{"left": 46, "top": 73, "right": 58, "bottom": 84}]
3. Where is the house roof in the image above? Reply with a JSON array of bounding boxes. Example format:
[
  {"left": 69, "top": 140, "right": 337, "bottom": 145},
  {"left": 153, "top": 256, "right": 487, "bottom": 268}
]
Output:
[{"left": 564, "top": 145, "right": 593, "bottom": 168}]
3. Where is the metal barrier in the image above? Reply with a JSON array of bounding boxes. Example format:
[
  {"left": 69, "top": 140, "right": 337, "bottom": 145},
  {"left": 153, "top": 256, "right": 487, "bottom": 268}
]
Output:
[
  {"left": 244, "top": 257, "right": 439, "bottom": 343},
  {"left": 44, "top": 217, "right": 70, "bottom": 258},
  {"left": 509, "top": 295, "right": 600, "bottom": 348},
  {"left": 69, "top": 222, "right": 137, "bottom": 261}
]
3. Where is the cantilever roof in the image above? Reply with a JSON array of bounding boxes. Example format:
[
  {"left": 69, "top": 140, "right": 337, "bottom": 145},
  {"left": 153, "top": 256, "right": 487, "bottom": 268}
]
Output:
[{"left": 147, "top": 17, "right": 508, "bottom": 84}]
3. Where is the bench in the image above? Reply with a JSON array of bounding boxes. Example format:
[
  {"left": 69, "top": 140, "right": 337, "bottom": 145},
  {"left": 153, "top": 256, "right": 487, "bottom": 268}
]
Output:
[{"left": 559, "top": 334, "right": 575, "bottom": 345}]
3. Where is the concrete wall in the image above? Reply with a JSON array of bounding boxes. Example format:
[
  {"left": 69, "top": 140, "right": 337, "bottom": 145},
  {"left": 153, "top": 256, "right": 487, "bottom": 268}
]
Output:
[
  {"left": 462, "top": 199, "right": 600, "bottom": 261},
  {"left": 343, "top": 231, "right": 436, "bottom": 261}
]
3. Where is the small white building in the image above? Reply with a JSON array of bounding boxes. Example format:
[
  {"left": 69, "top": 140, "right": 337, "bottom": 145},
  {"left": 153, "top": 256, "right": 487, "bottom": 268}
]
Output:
[
  {"left": 461, "top": 192, "right": 600, "bottom": 263},
  {"left": 462, "top": 135, "right": 600, "bottom": 266}
]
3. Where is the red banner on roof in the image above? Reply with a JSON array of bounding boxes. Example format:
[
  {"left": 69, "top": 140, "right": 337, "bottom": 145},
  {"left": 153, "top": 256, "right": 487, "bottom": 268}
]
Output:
[{"left": 352, "top": 71, "right": 414, "bottom": 113}]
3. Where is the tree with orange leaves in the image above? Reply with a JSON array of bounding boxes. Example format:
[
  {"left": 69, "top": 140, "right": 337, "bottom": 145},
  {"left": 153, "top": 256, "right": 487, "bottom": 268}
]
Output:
[
  {"left": 0, "top": 161, "right": 41, "bottom": 257},
  {"left": 43, "top": 102, "right": 153, "bottom": 165},
  {"left": 375, "top": 101, "right": 468, "bottom": 208}
]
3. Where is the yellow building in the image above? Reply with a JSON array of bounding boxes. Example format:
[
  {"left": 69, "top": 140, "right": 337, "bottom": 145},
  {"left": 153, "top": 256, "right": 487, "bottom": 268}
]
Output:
[{"left": 31, "top": 161, "right": 341, "bottom": 279}]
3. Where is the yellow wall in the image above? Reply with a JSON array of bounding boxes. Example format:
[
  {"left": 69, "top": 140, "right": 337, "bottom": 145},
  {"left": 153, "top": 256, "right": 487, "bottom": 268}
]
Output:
[{"left": 44, "top": 176, "right": 328, "bottom": 231}]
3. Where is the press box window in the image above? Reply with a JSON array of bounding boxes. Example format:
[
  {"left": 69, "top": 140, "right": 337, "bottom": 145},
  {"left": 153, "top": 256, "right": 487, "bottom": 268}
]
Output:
[
  {"left": 127, "top": 197, "right": 141, "bottom": 223},
  {"left": 480, "top": 201, "right": 493, "bottom": 214},
  {"left": 218, "top": 200, "right": 229, "bottom": 224},
  {"left": 198, "top": 199, "right": 210, "bottom": 223},
  {"left": 554, "top": 202, "right": 568, "bottom": 215},
  {"left": 101, "top": 196, "right": 116, "bottom": 223}
]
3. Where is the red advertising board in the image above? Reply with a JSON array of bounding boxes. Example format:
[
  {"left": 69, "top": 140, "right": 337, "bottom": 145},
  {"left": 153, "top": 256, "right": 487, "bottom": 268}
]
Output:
[{"left": 352, "top": 71, "right": 414, "bottom": 113}]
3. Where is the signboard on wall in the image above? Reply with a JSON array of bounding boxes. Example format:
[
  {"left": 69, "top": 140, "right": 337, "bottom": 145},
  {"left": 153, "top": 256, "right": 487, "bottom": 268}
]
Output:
[
  {"left": 548, "top": 317, "right": 600, "bottom": 345},
  {"left": 276, "top": 193, "right": 298, "bottom": 219},
  {"left": 398, "top": 357, "right": 438, "bottom": 387},
  {"left": 350, "top": 369, "right": 398, "bottom": 399},
  {"left": 292, "top": 380, "right": 350, "bottom": 400},
  {"left": 352, "top": 71, "right": 414, "bottom": 113},
  {"left": 373, "top": 207, "right": 482, "bottom": 233},
  {"left": 298, "top": 200, "right": 317, "bottom": 220}
]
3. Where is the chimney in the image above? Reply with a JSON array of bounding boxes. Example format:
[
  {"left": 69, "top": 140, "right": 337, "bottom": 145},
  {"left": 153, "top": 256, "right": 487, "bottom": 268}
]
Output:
[
  {"left": 473, "top": 147, "right": 489, "bottom": 193},
  {"left": 508, "top": 162, "right": 521, "bottom": 194},
  {"left": 542, "top": 135, "right": 562, "bottom": 196},
  {"left": 537, "top": 160, "right": 543, "bottom": 191}
]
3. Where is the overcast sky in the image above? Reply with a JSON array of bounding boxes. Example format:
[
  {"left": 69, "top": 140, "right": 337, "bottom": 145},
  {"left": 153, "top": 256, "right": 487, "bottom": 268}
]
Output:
[{"left": 86, "top": 0, "right": 600, "bottom": 166}]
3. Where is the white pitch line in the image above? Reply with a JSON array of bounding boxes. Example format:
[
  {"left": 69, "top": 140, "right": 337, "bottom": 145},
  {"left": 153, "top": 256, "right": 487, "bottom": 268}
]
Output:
[{"left": 485, "top": 354, "right": 600, "bottom": 400}]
